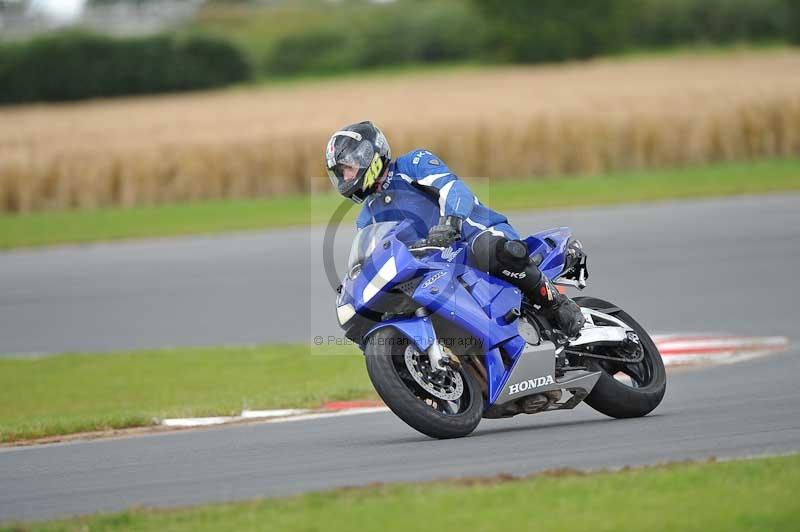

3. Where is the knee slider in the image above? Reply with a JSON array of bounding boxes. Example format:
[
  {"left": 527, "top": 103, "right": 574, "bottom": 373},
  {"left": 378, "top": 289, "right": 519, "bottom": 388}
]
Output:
[
  {"left": 496, "top": 239, "right": 530, "bottom": 271},
  {"left": 503, "top": 240, "right": 528, "bottom": 260}
]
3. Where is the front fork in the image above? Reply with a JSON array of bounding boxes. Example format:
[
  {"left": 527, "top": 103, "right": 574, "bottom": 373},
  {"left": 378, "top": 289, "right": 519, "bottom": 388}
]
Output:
[
  {"left": 417, "top": 309, "right": 450, "bottom": 371},
  {"left": 426, "top": 338, "right": 449, "bottom": 371}
]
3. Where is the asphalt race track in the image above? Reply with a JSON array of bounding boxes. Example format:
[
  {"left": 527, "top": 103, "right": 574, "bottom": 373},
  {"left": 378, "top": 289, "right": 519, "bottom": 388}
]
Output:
[
  {"left": 0, "top": 194, "right": 799, "bottom": 522},
  {"left": 1, "top": 194, "right": 799, "bottom": 355},
  {"left": 1, "top": 347, "right": 799, "bottom": 522}
]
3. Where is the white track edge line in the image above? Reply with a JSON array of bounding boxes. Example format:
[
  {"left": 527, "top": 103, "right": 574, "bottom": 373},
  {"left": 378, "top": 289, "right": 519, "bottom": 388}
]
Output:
[{"left": 161, "top": 407, "right": 389, "bottom": 428}]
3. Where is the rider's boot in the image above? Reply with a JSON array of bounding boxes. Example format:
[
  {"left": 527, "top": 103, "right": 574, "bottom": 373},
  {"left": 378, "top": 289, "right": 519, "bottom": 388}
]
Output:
[
  {"left": 496, "top": 240, "right": 585, "bottom": 337},
  {"left": 530, "top": 276, "right": 585, "bottom": 337}
]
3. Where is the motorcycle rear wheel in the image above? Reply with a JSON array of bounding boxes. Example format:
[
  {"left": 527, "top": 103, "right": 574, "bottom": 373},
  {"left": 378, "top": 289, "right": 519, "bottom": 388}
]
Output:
[
  {"left": 573, "top": 296, "right": 666, "bottom": 418},
  {"left": 364, "top": 327, "right": 483, "bottom": 439}
]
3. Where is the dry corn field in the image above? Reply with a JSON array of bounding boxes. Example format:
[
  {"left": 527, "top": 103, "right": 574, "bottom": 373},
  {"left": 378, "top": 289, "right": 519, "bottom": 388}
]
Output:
[{"left": 2, "top": 50, "right": 800, "bottom": 213}]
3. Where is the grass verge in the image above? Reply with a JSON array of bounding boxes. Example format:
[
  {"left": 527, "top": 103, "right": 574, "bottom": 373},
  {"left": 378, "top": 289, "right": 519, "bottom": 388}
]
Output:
[
  {"left": 0, "top": 344, "right": 367, "bottom": 443},
  {"left": 1, "top": 158, "right": 799, "bottom": 250},
  {"left": 7, "top": 454, "right": 799, "bottom": 531}
]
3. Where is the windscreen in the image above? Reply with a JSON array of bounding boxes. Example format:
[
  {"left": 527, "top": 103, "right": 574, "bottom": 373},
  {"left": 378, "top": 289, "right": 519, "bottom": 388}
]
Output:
[{"left": 347, "top": 222, "right": 399, "bottom": 270}]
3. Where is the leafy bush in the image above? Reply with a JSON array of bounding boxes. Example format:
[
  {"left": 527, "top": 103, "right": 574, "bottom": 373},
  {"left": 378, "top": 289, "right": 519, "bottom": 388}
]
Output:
[
  {"left": 0, "top": 32, "right": 251, "bottom": 104},
  {"left": 2, "top": 0, "right": 796, "bottom": 103},
  {"left": 780, "top": 0, "right": 800, "bottom": 44},
  {"left": 472, "top": 0, "right": 796, "bottom": 64},
  {"left": 631, "top": 0, "right": 793, "bottom": 47},
  {"left": 473, "top": 0, "right": 632, "bottom": 62},
  {"left": 265, "top": 29, "right": 361, "bottom": 76},
  {"left": 207, "top": 0, "right": 799, "bottom": 78},
  {"left": 263, "top": 0, "right": 483, "bottom": 76}
]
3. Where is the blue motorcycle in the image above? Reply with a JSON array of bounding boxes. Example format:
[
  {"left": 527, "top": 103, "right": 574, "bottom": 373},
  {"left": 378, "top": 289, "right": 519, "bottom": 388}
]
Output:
[{"left": 335, "top": 220, "right": 666, "bottom": 439}]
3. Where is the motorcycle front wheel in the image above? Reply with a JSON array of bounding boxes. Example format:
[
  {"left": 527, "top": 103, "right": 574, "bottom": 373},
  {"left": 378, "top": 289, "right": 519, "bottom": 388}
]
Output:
[{"left": 364, "top": 327, "right": 483, "bottom": 439}]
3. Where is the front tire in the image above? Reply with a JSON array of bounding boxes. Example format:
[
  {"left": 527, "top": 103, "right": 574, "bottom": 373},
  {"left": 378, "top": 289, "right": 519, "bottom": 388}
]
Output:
[
  {"left": 573, "top": 296, "right": 666, "bottom": 418},
  {"left": 364, "top": 328, "right": 483, "bottom": 439}
]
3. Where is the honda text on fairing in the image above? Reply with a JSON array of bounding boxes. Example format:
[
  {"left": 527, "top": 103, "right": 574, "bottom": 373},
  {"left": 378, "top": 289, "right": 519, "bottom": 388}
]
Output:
[{"left": 335, "top": 220, "right": 666, "bottom": 439}]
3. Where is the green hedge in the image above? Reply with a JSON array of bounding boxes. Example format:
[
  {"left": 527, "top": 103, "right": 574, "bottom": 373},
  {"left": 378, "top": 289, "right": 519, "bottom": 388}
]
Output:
[
  {"left": 3, "top": 0, "right": 798, "bottom": 104},
  {"left": 0, "top": 32, "right": 251, "bottom": 104},
  {"left": 263, "top": 0, "right": 483, "bottom": 76},
  {"left": 791, "top": 1, "right": 800, "bottom": 44},
  {"left": 473, "top": 0, "right": 797, "bottom": 64},
  {"left": 631, "top": 0, "right": 794, "bottom": 47},
  {"left": 474, "top": 0, "right": 632, "bottom": 62},
  {"left": 260, "top": 0, "right": 798, "bottom": 77}
]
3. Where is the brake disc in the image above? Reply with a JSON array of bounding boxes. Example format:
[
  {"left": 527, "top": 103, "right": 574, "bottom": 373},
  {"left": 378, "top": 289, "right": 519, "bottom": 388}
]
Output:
[{"left": 404, "top": 345, "right": 464, "bottom": 401}]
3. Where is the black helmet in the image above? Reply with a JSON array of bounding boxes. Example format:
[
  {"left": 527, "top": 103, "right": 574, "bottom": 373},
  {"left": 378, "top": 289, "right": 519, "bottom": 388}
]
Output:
[{"left": 325, "top": 121, "right": 391, "bottom": 203}]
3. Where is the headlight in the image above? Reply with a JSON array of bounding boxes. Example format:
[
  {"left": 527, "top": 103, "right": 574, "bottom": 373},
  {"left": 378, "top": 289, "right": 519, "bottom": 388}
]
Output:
[{"left": 348, "top": 263, "right": 362, "bottom": 280}]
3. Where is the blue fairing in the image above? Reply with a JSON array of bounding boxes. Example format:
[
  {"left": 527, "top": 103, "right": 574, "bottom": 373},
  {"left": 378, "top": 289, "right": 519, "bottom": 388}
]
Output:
[
  {"left": 339, "top": 220, "right": 573, "bottom": 406},
  {"left": 525, "top": 227, "right": 572, "bottom": 280},
  {"left": 367, "top": 316, "right": 436, "bottom": 352}
]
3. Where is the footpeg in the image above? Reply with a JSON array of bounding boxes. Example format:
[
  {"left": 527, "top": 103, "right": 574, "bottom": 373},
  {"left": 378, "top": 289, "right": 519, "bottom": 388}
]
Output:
[{"left": 503, "top": 307, "right": 521, "bottom": 324}]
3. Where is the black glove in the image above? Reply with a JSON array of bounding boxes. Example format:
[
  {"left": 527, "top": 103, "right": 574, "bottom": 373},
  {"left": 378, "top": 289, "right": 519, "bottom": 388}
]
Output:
[{"left": 427, "top": 216, "right": 461, "bottom": 247}]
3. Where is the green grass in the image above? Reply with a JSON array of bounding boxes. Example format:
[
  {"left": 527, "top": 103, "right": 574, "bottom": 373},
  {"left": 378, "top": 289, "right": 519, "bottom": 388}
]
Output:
[
  {"left": 2, "top": 158, "right": 799, "bottom": 250},
  {"left": 0, "top": 194, "right": 341, "bottom": 250},
  {"left": 0, "top": 344, "right": 368, "bottom": 443},
  {"left": 479, "top": 157, "right": 800, "bottom": 210},
  {"left": 8, "top": 454, "right": 799, "bottom": 531}
]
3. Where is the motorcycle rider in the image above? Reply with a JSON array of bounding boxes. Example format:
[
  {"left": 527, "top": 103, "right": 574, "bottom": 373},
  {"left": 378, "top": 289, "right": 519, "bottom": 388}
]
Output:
[{"left": 325, "top": 121, "right": 585, "bottom": 337}]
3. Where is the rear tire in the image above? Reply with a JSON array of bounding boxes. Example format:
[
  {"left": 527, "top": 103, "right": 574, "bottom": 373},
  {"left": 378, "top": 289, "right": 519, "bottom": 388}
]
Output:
[
  {"left": 573, "top": 296, "right": 666, "bottom": 418},
  {"left": 364, "top": 327, "right": 483, "bottom": 439}
]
